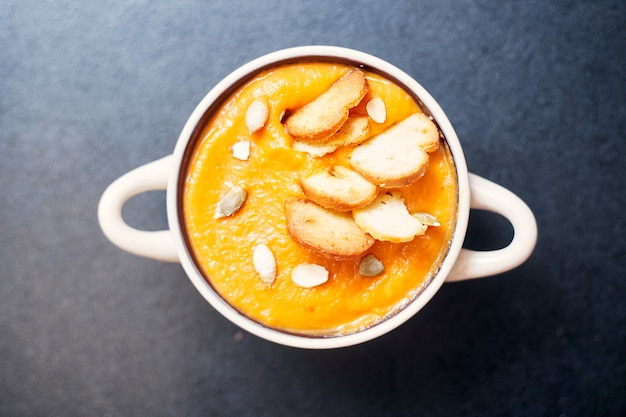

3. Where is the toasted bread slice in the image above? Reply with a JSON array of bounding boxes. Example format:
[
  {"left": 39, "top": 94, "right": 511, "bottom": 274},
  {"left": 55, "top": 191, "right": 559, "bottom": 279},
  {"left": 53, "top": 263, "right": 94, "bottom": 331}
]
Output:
[
  {"left": 285, "top": 199, "right": 374, "bottom": 259},
  {"left": 350, "top": 113, "right": 438, "bottom": 188},
  {"left": 352, "top": 191, "right": 427, "bottom": 243},
  {"left": 284, "top": 69, "right": 368, "bottom": 142},
  {"left": 402, "top": 112, "right": 440, "bottom": 153},
  {"left": 300, "top": 165, "right": 378, "bottom": 212},
  {"left": 292, "top": 115, "right": 370, "bottom": 157}
]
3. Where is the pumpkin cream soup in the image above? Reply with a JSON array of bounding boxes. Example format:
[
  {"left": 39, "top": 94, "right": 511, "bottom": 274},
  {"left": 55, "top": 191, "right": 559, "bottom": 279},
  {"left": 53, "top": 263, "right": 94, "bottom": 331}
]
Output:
[{"left": 183, "top": 62, "right": 458, "bottom": 336}]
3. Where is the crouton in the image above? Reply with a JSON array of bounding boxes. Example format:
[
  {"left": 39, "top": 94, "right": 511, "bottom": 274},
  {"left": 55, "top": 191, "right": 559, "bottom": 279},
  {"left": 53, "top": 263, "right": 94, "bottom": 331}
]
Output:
[
  {"left": 284, "top": 69, "right": 368, "bottom": 142},
  {"left": 299, "top": 165, "right": 378, "bottom": 212},
  {"left": 285, "top": 199, "right": 374, "bottom": 259},
  {"left": 352, "top": 191, "right": 427, "bottom": 243},
  {"left": 292, "top": 115, "right": 370, "bottom": 157},
  {"left": 350, "top": 112, "right": 439, "bottom": 188}
]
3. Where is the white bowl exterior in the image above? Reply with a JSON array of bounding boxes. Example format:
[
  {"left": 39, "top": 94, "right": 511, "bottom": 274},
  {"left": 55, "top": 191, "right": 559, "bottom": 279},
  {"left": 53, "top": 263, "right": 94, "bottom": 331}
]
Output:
[{"left": 166, "top": 46, "right": 470, "bottom": 349}]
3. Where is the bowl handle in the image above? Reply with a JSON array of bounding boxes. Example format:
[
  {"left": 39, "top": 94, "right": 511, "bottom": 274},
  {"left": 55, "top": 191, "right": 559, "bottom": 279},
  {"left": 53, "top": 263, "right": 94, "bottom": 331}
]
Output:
[
  {"left": 97, "top": 155, "right": 179, "bottom": 263},
  {"left": 446, "top": 173, "right": 537, "bottom": 281}
]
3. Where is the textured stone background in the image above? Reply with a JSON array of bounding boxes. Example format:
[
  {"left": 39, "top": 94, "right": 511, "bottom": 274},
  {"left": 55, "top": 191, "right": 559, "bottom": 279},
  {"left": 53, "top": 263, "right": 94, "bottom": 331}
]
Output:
[{"left": 1, "top": 1, "right": 624, "bottom": 416}]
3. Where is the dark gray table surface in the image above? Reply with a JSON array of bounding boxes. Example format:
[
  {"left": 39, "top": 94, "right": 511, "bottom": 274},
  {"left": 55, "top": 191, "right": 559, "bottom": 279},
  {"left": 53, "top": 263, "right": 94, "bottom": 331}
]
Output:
[{"left": 2, "top": 1, "right": 624, "bottom": 416}]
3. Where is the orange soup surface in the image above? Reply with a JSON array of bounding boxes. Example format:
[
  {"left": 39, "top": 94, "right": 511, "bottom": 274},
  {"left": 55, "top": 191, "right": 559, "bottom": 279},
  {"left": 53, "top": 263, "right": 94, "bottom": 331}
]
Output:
[{"left": 183, "top": 62, "right": 458, "bottom": 336}]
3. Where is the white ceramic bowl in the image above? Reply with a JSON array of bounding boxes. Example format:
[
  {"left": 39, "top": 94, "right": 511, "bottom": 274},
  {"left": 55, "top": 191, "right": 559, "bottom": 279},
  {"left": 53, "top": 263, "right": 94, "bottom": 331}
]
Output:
[{"left": 98, "top": 46, "right": 537, "bottom": 349}]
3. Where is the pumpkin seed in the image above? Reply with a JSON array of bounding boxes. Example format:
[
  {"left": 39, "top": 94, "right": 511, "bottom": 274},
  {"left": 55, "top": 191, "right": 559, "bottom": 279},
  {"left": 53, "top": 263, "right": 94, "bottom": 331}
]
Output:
[
  {"left": 253, "top": 244, "right": 276, "bottom": 286},
  {"left": 245, "top": 98, "right": 269, "bottom": 134},
  {"left": 214, "top": 186, "right": 247, "bottom": 218},
  {"left": 292, "top": 263, "right": 329, "bottom": 288},
  {"left": 366, "top": 97, "right": 386, "bottom": 124},
  {"left": 232, "top": 140, "right": 251, "bottom": 161},
  {"left": 413, "top": 212, "right": 440, "bottom": 227},
  {"left": 359, "top": 254, "right": 385, "bottom": 277}
]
